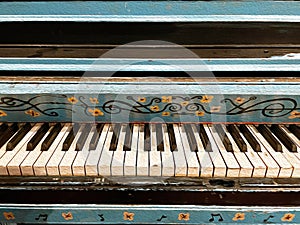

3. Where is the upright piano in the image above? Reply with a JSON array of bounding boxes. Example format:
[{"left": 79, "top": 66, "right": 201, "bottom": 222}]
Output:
[{"left": 0, "top": 1, "right": 299, "bottom": 224}]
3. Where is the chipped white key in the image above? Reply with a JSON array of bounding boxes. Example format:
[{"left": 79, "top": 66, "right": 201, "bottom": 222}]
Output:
[
  {"left": 124, "top": 124, "right": 138, "bottom": 176},
  {"left": 136, "top": 124, "right": 148, "bottom": 176},
  {"left": 172, "top": 124, "right": 187, "bottom": 176},
  {"left": 149, "top": 124, "right": 161, "bottom": 176},
  {"left": 161, "top": 124, "right": 175, "bottom": 177},
  {"left": 111, "top": 124, "right": 126, "bottom": 176}
]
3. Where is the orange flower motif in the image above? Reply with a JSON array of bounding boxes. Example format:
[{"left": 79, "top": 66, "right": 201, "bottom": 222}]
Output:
[
  {"left": 232, "top": 212, "right": 245, "bottom": 221},
  {"left": 68, "top": 96, "right": 78, "bottom": 104},
  {"left": 150, "top": 105, "right": 160, "bottom": 112},
  {"left": 235, "top": 97, "right": 245, "bottom": 104},
  {"left": 3, "top": 212, "right": 15, "bottom": 220},
  {"left": 88, "top": 108, "right": 104, "bottom": 116},
  {"left": 62, "top": 212, "right": 73, "bottom": 220},
  {"left": 289, "top": 110, "right": 300, "bottom": 119},
  {"left": 200, "top": 95, "right": 214, "bottom": 103},
  {"left": 181, "top": 101, "right": 189, "bottom": 106},
  {"left": 162, "top": 96, "right": 172, "bottom": 103},
  {"left": 25, "top": 110, "right": 40, "bottom": 117},
  {"left": 0, "top": 110, "right": 7, "bottom": 117},
  {"left": 123, "top": 212, "right": 134, "bottom": 221},
  {"left": 195, "top": 111, "right": 205, "bottom": 117},
  {"left": 210, "top": 106, "right": 221, "bottom": 113},
  {"left": 162, "top": 112, "right": 170, "bottom": 116},
  {"left": 178, "top": 213, "right": 190, "bottom": 221},
  {"left": 281, "top": 213, "right": 295, "bottom": 222},
  {"left": 89, "top": 97, "right": 99, "bottom": 104},
  {"left": 138, "top": 97, "right": 146, "bottom": 103}
]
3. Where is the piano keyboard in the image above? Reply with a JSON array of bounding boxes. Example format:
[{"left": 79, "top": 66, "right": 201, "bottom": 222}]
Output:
[{"left": 0, "top": 123, "right": 298, "bottom": 178}]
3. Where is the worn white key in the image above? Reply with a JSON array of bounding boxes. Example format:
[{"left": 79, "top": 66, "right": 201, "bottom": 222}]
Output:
[
  {"left": 178, "top": 125, "right": 199, "bottom": 177},
  {"left": 191, "top": 125, "right": 213, "bottom": 177},
  {"left": 111, "top": 124, "right": 126, "bottom": 176},
  {"left": 59, "top": 124, "right": 85, "bottom": 176},
  {"left": 72, "top": 126, "right": 96, "bottom": 176},
  {"left": 203, "top": 125, "right": 226, "bottom": 177},
  {"left": 149, "top": 124, "right": 161, "bottom": 176},
  {"left": 208, "top": 125, "right": 240, "bottom": 177},
  {"left": 85, "top": 124, "right": 109, "bottom": 176},
  {"left": 136, "top": 124, "right": 148, "bottom": 176},
  {"left": 161, "top": 124, "right": 175, "bottom": 176},
  {"left": 20, "top": 125, "right": 54, "bottom": 176},
  {"left": 248, "top": 125, "right": 292, "bottom": 178},
  {"left": 98, "top": 124, "right": 114, "bottom": 176},
  {"left": 34, "top": 124, "right": 70, "bottom": 176},
  {"left": 124, "top": 124, "right": 138, "bottom": 176},
  {"left": 172, "top": 124, "right": 187, "bottom": 176},
  {"left": 7, "top": 124, "right": 42, "bottom": 176}
]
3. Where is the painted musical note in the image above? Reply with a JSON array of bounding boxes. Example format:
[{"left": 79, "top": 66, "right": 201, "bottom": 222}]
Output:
[
  {"left": 98, "top": 214, "right": 105, "bottom": 221},
  {"left": 35, "top": 214, "right": 48, "bottom": 221},
  {"left": 157, "top": 215, "right": 167, "bottom": 221},
  {"left": 263, "top": 215, "right": 274, "bottom": 223},
  {"left": 209, "top": 213, "right": 224, "bottom": 222}
]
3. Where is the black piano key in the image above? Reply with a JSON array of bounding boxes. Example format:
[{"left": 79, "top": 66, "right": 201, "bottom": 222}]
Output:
[
  {"left": 7, "top": 123, "right": 32, "bottom": 151},
  {"left": 123, "top": 124, "right": 133, "bottom": 151},
  {"left": 0, "top": 123, "right": 8, "bottom": 135},
  {"left": 0, "top": 123, "right": 19, "bottom": 149},
  {"left": 89, "top": 123, "right": 104, "bottom": 150},
  {"left": 213, "top": 124, "right": 233, "bottom": 152},
  {"left": 76, "top": 124, "right": 92, "bottom": 151},
  {"left": 109, "top": 124, "right": 121, "bottom": 151},
  {"left": 184, "top": 124, "right": 198, "bottom": 152},
  {"left": 167, "top": 124, "right": 177, "bottom": 151},
  {"left": 62, "top": 124, "right": 80, "bottom": 151},
  {"left": 156, "top": 124, "right": 164, "bottom": 151},
  {"left": 41, "top": 123, "right": 62, "bottom": 151},
  {"left": 227, "top": 124, "right": 247, "bottom": 152},
  {"left": 287, "top": 125, "right": 300, "bottom": 140},
  {"left": 239, "top": 124, "right": 261, "bottom": 152},
  {"left": 257, "top": 125, "right": 282, "bottom": 152},
  {"left": 144, "top": 123, "right": 151, "bottom": 151},
  {"left": 270, "top": 125, "right": 297, "bottom": 152},
  {"left": 27, "top": 123, "right": 50, "bottom": 151},
  {"left": 196, "top": 124, "right": 212, "bottom": 152}
]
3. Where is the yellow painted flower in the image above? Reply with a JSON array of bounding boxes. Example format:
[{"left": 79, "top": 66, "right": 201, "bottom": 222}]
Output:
[
  {"left": 0, "top": 110, "right": 7, "bottom": 117},
  {"left": 195, "top": 111, "right": 205, "bottom": 117},
  {"left": 232, "top": 212, "right": 245, "bottom": 221},
  {"left": 162, "top": 112, "right": 170, "bottom": 116},
  {"left": 210, "top": 106, "right": 221, "bottom": 113},
  {"left": 89, "top": 97, "right": 99, "bottom": 104},
  {"left": 281, "top": 213, "right": 295, "bottom": 222},
  {"left": 200, "top": 95, "right": 214, "bottom": 103},
  {"left": 178, "top": 213, "right": 190, "bottom": 221},
  {"left": 138, "top": 97, "right": 146, "bottom": 103},
  {"left": 62, "top": 212, "right": 73, "bottom": 220},
  {"left": 67, "top": 96, "right": 78, "bottom": 104},
  {"left": 25, "top": 110, "right": 40, "bottom": 117},
  {"left": 235, "top": 97, "right": 245, "bottom": 104},
  {"left": 162, "top": 96, "right": 172, "bottom": 103},
  {"left": 289, "top": 110, "right": 300, "bottom": 119},
  {"left": 123, "top": 212, "right": 134, "bottom": 221},
  {"left": 88, "top": 108, "right": 104, "bottom": 116},
  {"left": 150, "top": 105, "right": 160, "bottom": 112},
  {"left": 3, "top": 212, "right": 15, "bottom": 220},
  {"left": 181, "top": 101, "right": 189, "bottom": 106}
]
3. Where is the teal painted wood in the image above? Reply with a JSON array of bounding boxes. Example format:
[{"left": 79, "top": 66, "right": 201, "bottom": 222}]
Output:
[
  {"left": 0, "top": 204, "right": 299, "bottom": 224},
  {"left": 0, "top": 81, "right": 298, "bottom": 123},
  {"left": 0, "top": 1, "right": 299, "bottom": 22}
]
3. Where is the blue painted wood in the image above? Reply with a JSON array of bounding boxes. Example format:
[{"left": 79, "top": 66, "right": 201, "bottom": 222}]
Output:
[
  {"left": 0, "top": 204, "right": 299, "bottom": 224},
  {"left": 0, "top": 1, "right": 299, "bottom": 22}
]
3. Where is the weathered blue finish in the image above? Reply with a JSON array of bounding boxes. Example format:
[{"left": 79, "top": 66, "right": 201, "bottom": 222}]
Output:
[
  {"left": 0, "top": 1, "right": 299, "bottom": 22},
  {"left": 0, "top": 204, "right": 299, "bottom": 224}
]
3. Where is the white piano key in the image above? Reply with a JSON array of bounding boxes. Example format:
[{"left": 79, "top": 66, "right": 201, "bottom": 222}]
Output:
[
  {"left": 111, "top": 124, "right": 126, "bottom": 176},
  {"left": 161, "top": 124, "right": 175, "bottom": 177},
  {"left": 207, "top": 125, "right": 240, "bottom": 178},
  {"left": 59, "top": 124, "right": 85, "bottom": 176},
  {"left": 190, "top": 124, "right": 214, "bottom": 177},
  {"left": 34, "top": 124, "right": 70, "bottom": 176},
  {"left": 124, "top": 124, "right": 138, "bottom": 176},
  {"left": 203, "top": 125, "right": 227, "bottom": 177},
  {"left": 20, "top": 125, "right": 54, "bottom": 176},
  {"left": 98, "top": 124, "right": 114, "bottom": 176},
  {"left": 149, "top": 124, "right": 161, "bottom": 176},
  {"left": 7, "top": 124, "right": 42, "bottom": 176},
  {"left": 85, "top": 124, "right": 109, "bottom": 176},
  {"left": 172, "top": 124, "right": 187, "bottom": 176},
  {"left": 72, "top": 125, "right": 96, "bottom": 176},
  {"left": 280, "top": 125, "right": 300, "bottom": 148},
  {"left": 178, "top": 125, "right": 199, "bottom": 177},
  {"left": 248, "top": 125, "right": 292, "bottom": 178},
  {"left": 136, "top": 124, "right": 149, "bottom": 176}
]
